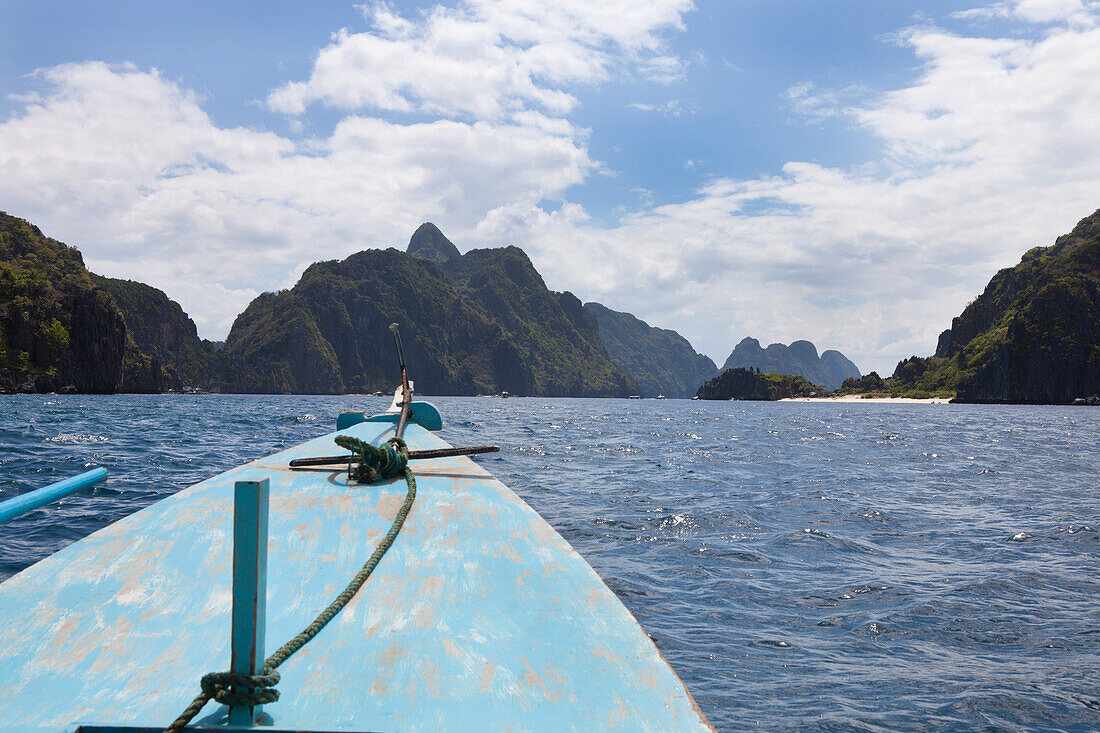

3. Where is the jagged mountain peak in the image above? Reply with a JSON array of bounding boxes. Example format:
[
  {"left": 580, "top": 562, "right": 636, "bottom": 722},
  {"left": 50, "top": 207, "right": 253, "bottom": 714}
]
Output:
[
  {"left": 723, "top": 337, "right": 859, "bottom": 390},
  {"left": 407, "top": 222, "right": 460, "bottom": 264},
  {"left": 788, "top": 340, "right": 819, "bottom": 361}
]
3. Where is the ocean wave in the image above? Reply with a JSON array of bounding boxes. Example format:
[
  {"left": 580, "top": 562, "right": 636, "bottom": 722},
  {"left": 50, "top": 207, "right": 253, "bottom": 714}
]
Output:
[{"left": 44, "top": 433, "right": 109, "bottom": 443}]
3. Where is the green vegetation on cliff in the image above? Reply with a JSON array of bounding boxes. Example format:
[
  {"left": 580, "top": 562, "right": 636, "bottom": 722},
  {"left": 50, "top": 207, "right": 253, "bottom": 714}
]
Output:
[
  {"left": 0, "top": 212, "right": 229, "bottom": 393},
  {"left": 832, "top": 364, "right": 958, "bottom": 400},
  {"left": 841, "top": 208, "right": 1100, "bottom": 403},
  {"left": 0, "top": 215, "right": 639, "bottom": 396},
  {"left": 935, "top": 209, "right": 1100, "bottom": 403},
  {"left": 0, "top": 212, "right": 129, "bottom": 392},
  {"left": 584, "top": 302, "right": 717, "bottom": 397},
  {"left": 224, "top": 249, "right": 506, "bottom": 394},
  {"left": 9, "top": 208, "right": 1098, "bottom": 402},
  {"left": 223, "top": 235, "right": 637, "bottom": 396},
  {"left": 442, "top": 246, "right": 636, "bottom": 396},
  {"left": 696, "top": 367, "right": 824, "bottom": 401},
  {"left": 406, "top": 222, "right": 461, "bottom": 264},
  {"left": 91, "top": 274, "right": 220, "bottom": 391}
]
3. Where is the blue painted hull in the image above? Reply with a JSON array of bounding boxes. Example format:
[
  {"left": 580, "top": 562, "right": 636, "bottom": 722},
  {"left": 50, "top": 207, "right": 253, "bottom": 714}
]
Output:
[{"left": 0, "top": 417, "right": 711, "bottom": 731}]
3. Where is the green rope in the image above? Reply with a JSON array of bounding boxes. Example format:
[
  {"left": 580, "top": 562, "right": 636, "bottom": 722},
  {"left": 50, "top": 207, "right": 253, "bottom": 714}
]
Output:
[
  {"left": 334, "top": 434, "right": 409, "bottom": 483},
  {"left": 164, "top": 438, "right": 415, "bottom": 733}
]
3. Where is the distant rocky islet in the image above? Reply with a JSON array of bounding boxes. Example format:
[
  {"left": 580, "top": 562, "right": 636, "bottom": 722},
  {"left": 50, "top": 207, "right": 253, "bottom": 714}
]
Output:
[
  {"left": 695, "top": 367, "right": 825, "bottom": 401},
  {"left": 721, "top": 337, "right": 859, "bottom": 391}
]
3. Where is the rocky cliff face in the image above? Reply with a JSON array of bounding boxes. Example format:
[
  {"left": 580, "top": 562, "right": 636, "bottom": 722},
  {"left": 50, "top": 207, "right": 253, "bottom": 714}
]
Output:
[
  {"left": 820, "top": 350, "right": 861, "bottom": 388},
  {"left": 696, "top": 367, "right": 823, "bottom": 401},
  {"left": 0, "top": 215, "right": 644, "bottom": 396},
  {"left": 854, "top": 208, "right": 1100, "bottom": 403},
  {"left": 584, "top": 302, "right": 717, "bottom": 397},
  {"left": 62, "top": 288, "right": 129, "bottom": 393},
  {"left": 722, "top": 337, "right": 859, "bottom": 390},
  {"left": 224, "top": 289, "right": 347, "bottom": 394},
  {"left": 0, "top": 212, "right": 241, "bottom": 394},
  {"left": 1, "top": 212, "right": 131, "bottom": 393},
  {"left": 91, "top": 274, "right": 220, "bottom": 391},
  {"left": 933, "top": 209, "right": 1100, "bottom": 403},
  {"left": 222, "top": 230, "right": 636, "bottom": 396},
  {"left": 442, "top": 246, "right": 636, "bottom": 396},
  {"left": 406, "top": 222, "right": 461, "bottom": 265}
]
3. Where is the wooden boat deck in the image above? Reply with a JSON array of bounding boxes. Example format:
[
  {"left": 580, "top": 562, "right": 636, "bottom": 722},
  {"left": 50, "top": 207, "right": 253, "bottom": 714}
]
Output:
[{"left": 0, "top": 418, "right": 711, "bottom": 731}]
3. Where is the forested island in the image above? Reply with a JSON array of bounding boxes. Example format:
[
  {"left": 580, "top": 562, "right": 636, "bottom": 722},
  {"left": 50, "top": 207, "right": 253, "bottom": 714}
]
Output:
[
  {"left": 834, "top": 208, "right": 1100, "bottom": 404},
  {"left": 721, "top": 338, "right": 858, "bottom": 390},
  {"left": 695, "top": 367, "right": 824, "bottom": 401}
]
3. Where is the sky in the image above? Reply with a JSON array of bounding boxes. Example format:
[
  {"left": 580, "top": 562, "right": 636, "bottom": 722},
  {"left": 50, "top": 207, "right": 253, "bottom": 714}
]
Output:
[{"left": 1, "top": 0, "right": 1099, "bottom": 375}]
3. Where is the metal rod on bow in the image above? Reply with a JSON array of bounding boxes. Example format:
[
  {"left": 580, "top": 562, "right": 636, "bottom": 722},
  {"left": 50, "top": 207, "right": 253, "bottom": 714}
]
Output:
[
  {"left": 389, "top": 323, "right": 412, "bottom": 440},
  {"left": 289, "top": 445, "right": 499, "bottom": 469}
]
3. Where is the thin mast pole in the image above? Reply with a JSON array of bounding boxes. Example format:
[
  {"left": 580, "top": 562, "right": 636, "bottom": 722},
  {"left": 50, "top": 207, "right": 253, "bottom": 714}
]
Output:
[{"left": 389, "top": 323, "right": 412, "bottom": 440}]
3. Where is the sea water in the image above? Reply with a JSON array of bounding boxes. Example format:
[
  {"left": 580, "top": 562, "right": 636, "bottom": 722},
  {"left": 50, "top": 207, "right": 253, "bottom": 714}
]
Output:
[{"left": 1, "top": 394, "right": 1097, "bottom": 731}]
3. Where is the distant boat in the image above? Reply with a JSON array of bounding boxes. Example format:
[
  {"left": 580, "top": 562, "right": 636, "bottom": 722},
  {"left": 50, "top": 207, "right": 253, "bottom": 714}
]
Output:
[
  {"left": 500, "top": 390, "right": 511, "bottom": 398},
  {"left": 629, "top": 395, "right": 642, "bottom": 399},
  {"left": 656, "top": 394, "right": 667, "bottom": 400}
]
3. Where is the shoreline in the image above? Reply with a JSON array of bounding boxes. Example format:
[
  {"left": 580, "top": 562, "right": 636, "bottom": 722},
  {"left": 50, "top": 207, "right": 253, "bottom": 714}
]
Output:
[{"left": 780, "top": 395, "right": 952, "bottom": 404}]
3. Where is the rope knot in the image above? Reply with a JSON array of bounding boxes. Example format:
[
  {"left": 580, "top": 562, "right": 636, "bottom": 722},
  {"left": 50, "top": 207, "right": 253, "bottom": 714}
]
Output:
[
  {"left": 200, "top": 669, "right": 281, "bottom": 708},
  {"left": 334, "top": 435, "right": 409, "bottom": 483}
]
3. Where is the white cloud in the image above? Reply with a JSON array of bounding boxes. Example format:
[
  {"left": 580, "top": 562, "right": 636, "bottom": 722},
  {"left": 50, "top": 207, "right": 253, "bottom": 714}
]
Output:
[
  {"left": 268, "top": 0, "right": 692, "bottom": 120},
  {"left": 785, "top": 82, "right": 873, "bottom": 125},
  {"left": 953, "top": 0, "right": 1099, "bottom": 25},
  {"left": 639, "top": 54, "right": 686, "bottom": 84},
  {"left": 267, "top": 21, "right": 577, "bottom": 119},
  {"left": 4, "top": 1, "right": 1100, "bottom": 378},
  {"left": 856, "top": 24, "right": 1100, "bottom": 172},
  {"left": 1016, "top": 0, "right": 1099, "bottom": 23},
  {"left": 0, "top": 61, "right": 592, "bottom": 338},
  {"left": 496, "top": 15, "right": 1100, "bottom": 373},
  {"left": 784, "top": 82, "right": 843, "bottom": 122},
  {"left": 627, "top": 99, "right": 681, "bottom": 116}
]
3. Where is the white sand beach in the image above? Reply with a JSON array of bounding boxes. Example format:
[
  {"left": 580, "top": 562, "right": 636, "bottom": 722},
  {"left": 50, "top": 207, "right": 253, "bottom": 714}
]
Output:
[{"left": 780, "top": 395, "right": 952, "bottom": 404}]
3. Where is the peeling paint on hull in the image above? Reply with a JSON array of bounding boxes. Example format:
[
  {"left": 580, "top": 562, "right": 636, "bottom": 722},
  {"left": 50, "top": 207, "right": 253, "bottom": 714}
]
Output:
[{"left": 0, "top": 419, "right": 712, "bottom": 732}]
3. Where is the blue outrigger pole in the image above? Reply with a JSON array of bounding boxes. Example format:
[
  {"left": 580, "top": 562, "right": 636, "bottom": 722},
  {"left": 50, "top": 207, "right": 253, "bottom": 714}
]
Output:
[{"left": 0, "top": 467, "right": 107, "bottom": 524}]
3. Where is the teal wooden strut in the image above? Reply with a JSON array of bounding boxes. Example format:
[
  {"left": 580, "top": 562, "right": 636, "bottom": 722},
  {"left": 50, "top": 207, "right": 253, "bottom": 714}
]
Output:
[{"left": 164, "top": 454, "right": 418, "bottom": 733}]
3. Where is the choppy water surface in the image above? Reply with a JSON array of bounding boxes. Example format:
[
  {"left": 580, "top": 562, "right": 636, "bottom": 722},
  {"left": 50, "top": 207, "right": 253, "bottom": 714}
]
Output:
[{"left": 2, "top": 395, "right": 1098, "bottom": 731}]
